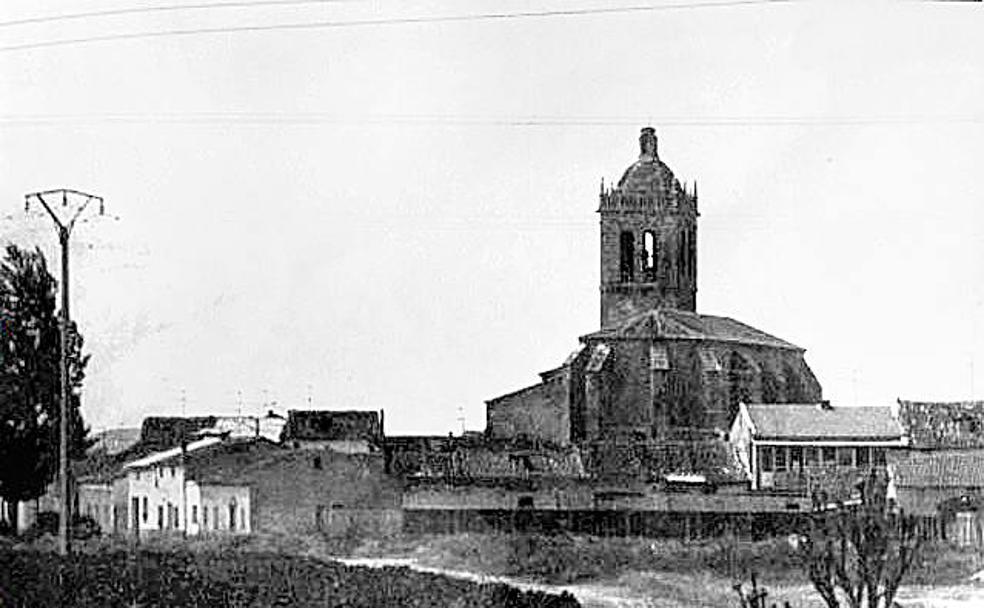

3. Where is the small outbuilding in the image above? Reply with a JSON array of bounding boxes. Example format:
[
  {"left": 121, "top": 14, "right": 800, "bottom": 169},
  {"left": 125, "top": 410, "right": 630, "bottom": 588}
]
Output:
[{"left": 730, "top": 402, "right": 905, "bottom": 494}]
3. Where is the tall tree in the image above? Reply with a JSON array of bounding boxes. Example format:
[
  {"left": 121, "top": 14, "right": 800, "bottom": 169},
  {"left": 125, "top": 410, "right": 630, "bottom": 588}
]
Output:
[
  {"left": 0, "top": 244, "right": 89, "bottom": 527},
  {"left": 799, "top": 469, "right": 920, "bottom": 608}
]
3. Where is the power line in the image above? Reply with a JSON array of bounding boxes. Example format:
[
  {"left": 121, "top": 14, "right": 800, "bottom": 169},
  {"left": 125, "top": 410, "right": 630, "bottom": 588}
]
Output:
[
  {"left": 0, "top": 111, "right": 980, "bottom": 127},
  {"left": 0, "top": 0, "right": 792, "bottom": 52},
  {"left": 0, "top": 0, "right": 364, "bottom": 29}
]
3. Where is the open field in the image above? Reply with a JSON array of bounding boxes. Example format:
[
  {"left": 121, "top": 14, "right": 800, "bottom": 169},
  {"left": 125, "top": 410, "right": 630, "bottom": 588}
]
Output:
[
  {"left": 5, "top": 532, "right": 983, "bottom": 607},
  {"left": 346, "top": 532, "right": 984, "bottom": 586},
  {"left": 342, "top": 533, "right": 984, "bottom": 608}
]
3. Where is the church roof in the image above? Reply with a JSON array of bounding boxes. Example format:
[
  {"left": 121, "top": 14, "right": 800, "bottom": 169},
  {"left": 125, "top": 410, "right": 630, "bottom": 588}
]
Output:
[
  {"left": 617, "top": 158, "right": 677, "bottom": 192},
  {"left": 584, "top": 308, "right": 803, "bottom": 351},
  {"left": 743, "top": 403, "right": 903, "bottom": 442}
]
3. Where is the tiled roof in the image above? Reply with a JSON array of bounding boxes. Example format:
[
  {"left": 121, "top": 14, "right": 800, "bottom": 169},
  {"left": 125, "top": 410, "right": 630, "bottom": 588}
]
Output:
[
  {"left": 584, "top": 309, "right": 802, "bottom": 351},
  {"left": 283, "top": 409, "right": 381, "bottom": 442},
  {"left": 387, "top": 443, "right": 586, "bottom": 480},
  {"left": 892, "top": 449, "right": 984, "bottom": 488},
  {"left": 895, "top": 400, "right": 984, "bottom": 449},
  {"left": 139, "top": 416, "right": 218, "bottom": 449},
  {"left": 122, "top": 437, "right": 223, "bottom": 469},
  {"left": 744, "top": 404, "right": 903, "bottom": 441}
]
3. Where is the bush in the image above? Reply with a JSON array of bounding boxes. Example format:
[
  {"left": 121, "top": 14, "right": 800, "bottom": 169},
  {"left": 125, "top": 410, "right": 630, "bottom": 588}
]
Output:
[
  {"left": 23, "top": 511, "right": 101, "bottom": 541},
  {"left": 0, "top": 547, "right": 581, "bottom": 607}
]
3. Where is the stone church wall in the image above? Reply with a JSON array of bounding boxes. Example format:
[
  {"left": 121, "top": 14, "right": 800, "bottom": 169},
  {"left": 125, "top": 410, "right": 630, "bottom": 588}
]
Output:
[
  {"left": 568, "top": 340, "right": 822, "bottom": 441},
  {"left": 486, "top": 374, "right": 571, "bottom": 446}
]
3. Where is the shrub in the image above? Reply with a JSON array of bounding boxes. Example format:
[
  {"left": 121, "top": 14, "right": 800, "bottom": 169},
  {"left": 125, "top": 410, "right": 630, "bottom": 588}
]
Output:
[{"left": 0, "top": 547, "right": 581, "bottom": 608}]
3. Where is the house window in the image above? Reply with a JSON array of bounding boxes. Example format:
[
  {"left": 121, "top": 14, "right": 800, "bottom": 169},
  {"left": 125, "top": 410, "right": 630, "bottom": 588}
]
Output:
[
  {"left": 775, "top": 447, "right": 787, "bottom": 471},
  {"left": 229, "top": 501, "right": 237, "bottom": 531},
  {"left": 873, "top": 448, "right": 887, "bottom": 466},
  {"left": 313, "top": 456, "right": 323, "bottom": 470},
  {"left": 202, "top": 505, "right": 208, "bottom": 528},
  {"left": 856, "top": 446, "right": 870, "bottom": 467},
  {"left": 142, "top": 497, "right": 148, "bottom": 522},
  {"left": 192, "top": 505, "right": 198, "bottom": 524},
  {"left": 821, "top": 447, "right": 836, "bottom": 465},
  {"left": 758, "top": 446, "right": 774, "bottom": 473},
  {"left": 837, "top": 447, "right": 855, "bottom": 467},
  {"left": 157, "top": 506, "right": 164, "bottom": 529},
  {"left": 804, "top": 447, "right": 818, "bottom": 467},
  {"left": 790, "top": 446, "right": 803, "bottom": 470},
  {"left": 213, "top": 507, "right": 220, "bottom": 530}
]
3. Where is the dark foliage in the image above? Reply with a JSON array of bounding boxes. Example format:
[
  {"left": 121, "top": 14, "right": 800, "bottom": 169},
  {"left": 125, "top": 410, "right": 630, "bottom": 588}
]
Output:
[
  {"left": 796, "top": 469, "right": 920, "bottom": 608},
  {"left": 0, "top": 245, "right": 91, "bottom": 513},
  {"left": 23, "top": 511, "right": 101, "bottom": 541},
  {"left": 0, "top": 548, "right": 581, "bottom": 607}
]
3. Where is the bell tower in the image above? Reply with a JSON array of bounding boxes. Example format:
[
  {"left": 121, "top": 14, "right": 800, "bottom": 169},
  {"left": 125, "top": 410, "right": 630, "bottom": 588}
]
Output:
[{"left": 599, "top": 127, "right": 698, "bottom": 328}]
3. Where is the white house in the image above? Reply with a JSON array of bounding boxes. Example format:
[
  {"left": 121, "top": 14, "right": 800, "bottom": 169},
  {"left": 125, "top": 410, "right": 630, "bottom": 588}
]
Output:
[
  {"left": 730, "top": 402, "right": 906, "bottom": 493},
  {"left": 118, "top": 436, "right": 254, "bottom": 536}
]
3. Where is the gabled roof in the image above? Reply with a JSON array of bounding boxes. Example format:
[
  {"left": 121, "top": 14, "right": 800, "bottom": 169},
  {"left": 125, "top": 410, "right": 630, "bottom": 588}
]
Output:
[
  {"left": 139, "top": 416, "right": 218, "bottom": 449},
  {"left": 892, "top": 449, "right": 984, "bottom": 488},
  {"left": 283, "top": 409, "right": 381, "bottom": 442},
  {"left": 122, "top": 437, "right": 223, "bottom": 469},
  {"left": 583, "top": 309, "right": 802, "bottom": 351},
  {"left": 744, "top": 403, "right": 903, "bottom": 442},
  {"left": 895, "top": 400, "right": 984, "bottom": 449}
]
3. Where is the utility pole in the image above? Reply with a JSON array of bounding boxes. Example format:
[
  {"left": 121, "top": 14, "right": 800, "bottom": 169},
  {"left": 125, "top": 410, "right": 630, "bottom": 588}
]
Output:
[{"left": 25, "top": 188, "right": 104, "bottom": 556}]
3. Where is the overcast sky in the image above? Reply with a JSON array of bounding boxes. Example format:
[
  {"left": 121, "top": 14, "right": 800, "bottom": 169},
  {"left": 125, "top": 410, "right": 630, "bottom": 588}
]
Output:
[{"left": 0, "top": 0, "right": 981, "bottom": 436}]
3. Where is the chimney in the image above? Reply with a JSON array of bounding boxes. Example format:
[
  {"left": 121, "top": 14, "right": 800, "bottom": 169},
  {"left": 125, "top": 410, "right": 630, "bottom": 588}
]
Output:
[{"left": 639, "top": 127, "right": 658, "bottom": 161}]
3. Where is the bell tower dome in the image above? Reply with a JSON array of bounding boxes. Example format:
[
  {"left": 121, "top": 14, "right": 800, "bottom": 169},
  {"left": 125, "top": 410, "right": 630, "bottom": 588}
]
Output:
[{"left": 599, "top": 127, "right": 698, "bottom": 328}]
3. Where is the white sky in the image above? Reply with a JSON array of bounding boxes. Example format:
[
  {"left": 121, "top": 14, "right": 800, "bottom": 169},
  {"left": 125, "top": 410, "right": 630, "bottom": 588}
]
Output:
[{"left": 0, "top": 0, "right": 981, "bottom": 436}]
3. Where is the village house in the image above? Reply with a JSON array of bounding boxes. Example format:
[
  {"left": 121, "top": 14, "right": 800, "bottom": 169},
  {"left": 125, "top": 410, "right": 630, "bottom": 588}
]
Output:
[
  {"left": 889, "top": 449, "right": 984, "bottom": 545},
  {"left": 282, "top": 409, "right": 383, "bottom": 453},
  {"left": 885, "top": 400, "right": 984, "bottom": 546},
  {"left": 52, "top": 415, "right": 276, "bottom": 536},
  {"left": 729, "top": 402, "right": 905, "bottom": 494},
  {"left": 72, "top": 410, "right": 402, "bottom": 539}
]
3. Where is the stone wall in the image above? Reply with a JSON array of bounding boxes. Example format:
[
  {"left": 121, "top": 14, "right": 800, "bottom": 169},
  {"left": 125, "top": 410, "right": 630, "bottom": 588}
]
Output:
[
  {"left": 486, "top": 373, "right": 571, "bottom": 446},
  {"left": 246, "top": 451, "right": 401, "bottom": 537},
  {"left": 571, "top": 338, "right": 821, "bottom": 441}
]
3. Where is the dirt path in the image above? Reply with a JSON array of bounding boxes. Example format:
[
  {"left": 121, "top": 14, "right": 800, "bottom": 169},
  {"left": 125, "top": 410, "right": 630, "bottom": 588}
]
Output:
[
  {"left": 335, "top": 556, "right": 984, "bottom": 608},
  {"left": 336, "top": 556, "right": 651, "bottom": 607}
]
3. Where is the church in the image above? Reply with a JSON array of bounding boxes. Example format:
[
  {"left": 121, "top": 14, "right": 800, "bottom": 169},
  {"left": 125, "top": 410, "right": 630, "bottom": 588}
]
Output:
[{"left": 486, "top": 128, "right": 822, "bottom": 447}]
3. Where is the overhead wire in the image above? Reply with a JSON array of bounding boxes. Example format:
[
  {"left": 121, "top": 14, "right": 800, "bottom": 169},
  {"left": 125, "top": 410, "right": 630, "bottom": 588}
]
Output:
[
  {"left": 0, "top": 0, "right": 367, "bottom": 29},
  {"left": 0, "top": 0, "right": 793, "bottom": 52},
  {"left": 0, "top": 112, "right": 980, "bottom": 127}
]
